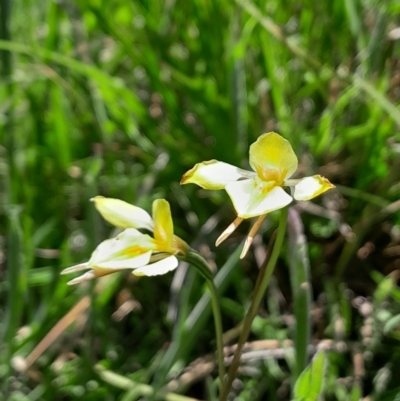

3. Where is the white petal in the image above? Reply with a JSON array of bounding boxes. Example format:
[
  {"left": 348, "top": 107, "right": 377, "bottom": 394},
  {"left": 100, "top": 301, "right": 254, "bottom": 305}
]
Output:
[
  {"left": 293, "top": 175, "right": 335, "bottom": 201},
  {"left": 225, "top": 179, "right": 293, "bottom": 218},
  {"left": 89, "top": 228, "right": 155, "bottom": 266},
  {"left": 181, "top": 160, "right": 255, "bottom": 190},
  {"left": 91, "top": 196, "right": 154, "bottom": 231},
  {"left": 96, "top": 250, "right": 153, "bottom": 269},
  {"left": 132, "top": 255, "right": 179, "bottom": 276}
]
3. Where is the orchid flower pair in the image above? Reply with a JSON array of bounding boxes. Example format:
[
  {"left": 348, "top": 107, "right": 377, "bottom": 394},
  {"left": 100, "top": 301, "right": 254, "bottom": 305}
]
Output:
[{"left": 62, "top": 132, "right": 334, "bottom": 283}]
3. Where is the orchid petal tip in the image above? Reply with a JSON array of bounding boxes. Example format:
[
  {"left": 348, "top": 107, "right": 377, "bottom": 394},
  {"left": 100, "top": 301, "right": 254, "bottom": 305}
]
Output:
[
  {"left": 66, "top": 271, "right": 96, "bottom": 285},
  {"left": 216, "top": 217, "right": 244, "bottom": 247},
  {"left": 240, "top": 236, "right": 254, "bottom": 259},
  {"left": 90, "top": 195, "right": 104, "bottom": 203},
  {"left": 60, "top": 263, "right": 88, "bottom": 275}
]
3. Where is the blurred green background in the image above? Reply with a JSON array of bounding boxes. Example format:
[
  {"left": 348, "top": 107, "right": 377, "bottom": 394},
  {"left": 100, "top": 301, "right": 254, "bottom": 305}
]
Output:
[{"left": 1, "top": 0, "right": 400, "bottom": 400}]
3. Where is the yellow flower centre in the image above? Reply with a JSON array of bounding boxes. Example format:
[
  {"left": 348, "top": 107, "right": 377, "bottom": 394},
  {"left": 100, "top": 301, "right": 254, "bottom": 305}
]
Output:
[
  {"left": 254, "top": 176, "right": 279, "bottom": 194},
  {"left": 151, "top": 234, "right": 189, "bottom": 256},
  {"left": 257, "top": 167, "right": 286, "bottom": 186}
]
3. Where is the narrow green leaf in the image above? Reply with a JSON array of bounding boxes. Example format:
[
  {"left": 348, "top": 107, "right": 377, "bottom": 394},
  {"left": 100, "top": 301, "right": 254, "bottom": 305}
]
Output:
[
  {"left": 294, "top": 351, "right": 327, "bottom": 401},
  {"left": 2, "top": 206, "right": 26, "bottom": 368},
  {"left": 287, "top": 208, "right": 312, "bottom": 383}
]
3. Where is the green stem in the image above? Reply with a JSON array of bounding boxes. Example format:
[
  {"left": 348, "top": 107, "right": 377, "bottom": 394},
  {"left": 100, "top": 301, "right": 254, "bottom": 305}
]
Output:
[
  {"left": 184, "top": 251, "right": 225, "bottom": 391},
  {"left": 206, "top": 279, "right": 225, "bottom": 389},
  {"left": 220, "top": 207, "right": 288, "bottom": 401}
]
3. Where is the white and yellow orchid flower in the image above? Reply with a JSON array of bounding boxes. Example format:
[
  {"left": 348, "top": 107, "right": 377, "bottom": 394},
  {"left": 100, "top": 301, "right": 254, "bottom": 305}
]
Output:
[
  {"left": 61, "top": 197, "right": 189, "bottom": 285},
  {"left": 181, "top": 132, "right": 334, "bottom": 257}
]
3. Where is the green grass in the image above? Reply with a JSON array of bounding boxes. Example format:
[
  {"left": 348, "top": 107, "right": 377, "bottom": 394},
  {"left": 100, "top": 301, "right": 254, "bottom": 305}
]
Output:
[{"left": 1, "top": 0, "right": 400, "bottom": 400}]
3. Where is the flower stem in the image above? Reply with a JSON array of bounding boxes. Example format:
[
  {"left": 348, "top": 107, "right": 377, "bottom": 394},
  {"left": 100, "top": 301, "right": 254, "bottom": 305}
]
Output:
[
  {"left": 206, "top": 279, "right": 226, "bottom": 389},
  {"left": 220, "top": 207, "right": 288, "bottom": 401},
  {"left": 184, "top": 251, "right": 225, "bottom": 391}
]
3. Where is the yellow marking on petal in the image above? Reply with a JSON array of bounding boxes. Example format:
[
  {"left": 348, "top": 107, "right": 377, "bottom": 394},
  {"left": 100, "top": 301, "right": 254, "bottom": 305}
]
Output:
[
  {"left": 215, "top": 217, "right": 244, "bottom": 246},
  {"left": 94, "top": 250, "right": 153, "bottom": 270},
  {"left": 256, "top": 177, "right": 278, "bottom": 194},
  {"left": 249, "top": 132, "right": 298, "bottom": 183},
  {"left": 259, "top": 169, "right": 286, "bottom": 186},
  {"left": 240, "top": 215, "right": 267, "bottom": 259},
  {"left": 293, "top": 175, "right": 335, "bottom": 201},
  {"left": 181, "top": 160, "right": 253, "bottom": 190},
  {"left": 91, "top": 196, "right": 154, "bottom": 230},
  {"left": 89, "top": 229, "right": 153, "bottom": 264},
  {"left": 152, "top": 199, "right": 174, "bottom": 248},
  {"left": 121, "top": 245, "right": 151, "bottom": 257}
]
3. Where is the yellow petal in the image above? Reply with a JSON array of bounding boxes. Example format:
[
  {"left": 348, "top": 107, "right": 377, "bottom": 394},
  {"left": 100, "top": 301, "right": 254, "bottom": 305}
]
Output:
[
  {"left": 152, "top": 199, "right": 174, "bottom": 249},
  {"left": 89, "top": 228, "right": 155, "bottom": 269},
  {"left": 132, "top": 255, "right": 179, "bottom": 276},
  {"left": 181, "top": 160, "right": 254, "bottom": 190},
  {"left": 91, "top": 196, "right": 154, "bottom": 231},
  {"left": 225, "top": 179, "right": 293, "bottom": 218},
  {"left": 293, "top": 175, "right": 335, "bottom": 201},
  {"left": 249, "top": 132, "right": 298, "bottom": 184}
]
